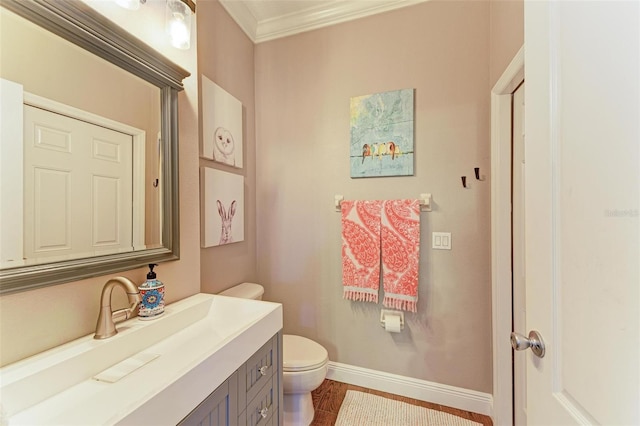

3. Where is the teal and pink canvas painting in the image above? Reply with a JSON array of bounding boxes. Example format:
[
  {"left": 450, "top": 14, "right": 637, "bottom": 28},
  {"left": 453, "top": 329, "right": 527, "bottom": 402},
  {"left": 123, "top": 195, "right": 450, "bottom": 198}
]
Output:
[{"left": 350, "top": 88, "right": 414, "bottom": 178}]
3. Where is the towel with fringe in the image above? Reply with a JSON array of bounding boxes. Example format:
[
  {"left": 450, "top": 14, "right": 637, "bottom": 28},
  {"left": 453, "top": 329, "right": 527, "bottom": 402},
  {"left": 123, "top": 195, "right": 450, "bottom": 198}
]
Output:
[
  {"left": 341, "top": 200, "right": 382, "bottom": 303},
  {"left": 381, "top": 199, "right": 421, "bottom": 312}
]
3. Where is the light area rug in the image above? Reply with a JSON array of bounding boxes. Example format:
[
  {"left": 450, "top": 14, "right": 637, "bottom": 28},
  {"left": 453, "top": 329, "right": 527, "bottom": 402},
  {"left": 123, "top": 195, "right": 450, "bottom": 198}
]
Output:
[{"left": 335, "top": 390, "right": 482, "bottom": 426}]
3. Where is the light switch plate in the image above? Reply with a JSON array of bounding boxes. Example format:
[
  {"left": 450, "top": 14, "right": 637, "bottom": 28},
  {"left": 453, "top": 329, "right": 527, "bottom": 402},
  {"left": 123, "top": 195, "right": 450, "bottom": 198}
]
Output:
[{"left": 432, "top": 232, "right": 452, "bottom": 250}]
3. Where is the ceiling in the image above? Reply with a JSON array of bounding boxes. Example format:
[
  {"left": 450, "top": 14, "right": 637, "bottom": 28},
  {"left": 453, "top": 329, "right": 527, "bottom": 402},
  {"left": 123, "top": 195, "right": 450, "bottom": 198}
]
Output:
[{"left": 219, "top": 0, "right": 429, "bottom": 43}]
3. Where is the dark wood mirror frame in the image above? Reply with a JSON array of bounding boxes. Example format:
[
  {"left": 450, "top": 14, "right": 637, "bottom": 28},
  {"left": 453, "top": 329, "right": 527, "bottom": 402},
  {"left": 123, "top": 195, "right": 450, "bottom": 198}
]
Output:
[{"left": 0, "top": 0, "right": 190, "bottom": 294}]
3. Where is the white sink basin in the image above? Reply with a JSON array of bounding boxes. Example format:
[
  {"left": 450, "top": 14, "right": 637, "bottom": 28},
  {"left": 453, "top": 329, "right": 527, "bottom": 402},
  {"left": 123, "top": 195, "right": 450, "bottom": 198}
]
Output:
[{"left": 0, "top": 293, "right": 283, "bottom": 425}]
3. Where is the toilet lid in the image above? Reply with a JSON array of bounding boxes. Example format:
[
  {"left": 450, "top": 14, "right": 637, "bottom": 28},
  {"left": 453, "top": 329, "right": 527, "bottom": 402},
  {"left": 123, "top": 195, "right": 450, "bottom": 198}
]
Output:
[{"left": 283, "top": 334, "right": 328, "bottom": 372}]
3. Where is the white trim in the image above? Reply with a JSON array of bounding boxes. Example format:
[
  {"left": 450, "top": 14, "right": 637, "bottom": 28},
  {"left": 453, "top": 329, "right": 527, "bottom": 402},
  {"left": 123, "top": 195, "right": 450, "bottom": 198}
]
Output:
[
  {"left": 326, "top": 361, "right": 493, "bottom": 417},
  {"left": 23, "top": 92, "right": 147, "bottom": 251},
  {"left": 220, "top": 0, "right": 430, "bottom": 44},
  {"left": 218, "top": 0, "right": 258, "bottom": 42},
  {"left": 132, "top": 132, "right": 146, "bottom": 251},
  {"left": 490, "top": 46, "right": 524, "bottom": 426},
  {"left": 0, "top": 79, "right": 24, "bottom": 268},
  {"left": 24, "top": 93, "right": 144, "bottom": 137}
]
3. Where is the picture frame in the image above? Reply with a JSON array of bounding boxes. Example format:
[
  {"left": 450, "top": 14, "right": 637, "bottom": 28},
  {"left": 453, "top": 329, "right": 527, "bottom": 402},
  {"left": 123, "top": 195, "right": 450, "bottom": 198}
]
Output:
[
  {"left": 200, "top": 167, "right": 244, "bottom": 247},
  {"left": 201, "top": 75, "right": 244, "bottom": 168},
  {"left": 350, "top": 88, "right": 414, "bottom": 178}
]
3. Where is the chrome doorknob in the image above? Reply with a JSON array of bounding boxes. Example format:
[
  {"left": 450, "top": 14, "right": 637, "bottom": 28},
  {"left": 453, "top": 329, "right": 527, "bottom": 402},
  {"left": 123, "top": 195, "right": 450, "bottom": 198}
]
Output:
[{"left": 511, "top": 330, "right": 546, "bottom": 358}]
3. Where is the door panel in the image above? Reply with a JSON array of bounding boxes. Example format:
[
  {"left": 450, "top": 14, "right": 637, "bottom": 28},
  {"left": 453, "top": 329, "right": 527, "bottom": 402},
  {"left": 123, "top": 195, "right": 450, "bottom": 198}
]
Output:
[
  {"left": 24, "top": 105, "right": 134, "bottom": 262},
  {"left": 524, "top": 1, "right": 639, "bottom": 424},
  {"left": 33, "top": 167, "right": 71, "bottom": 251},
  {"left": 92, "top": 175, "right": 121, "bottom": 246}
]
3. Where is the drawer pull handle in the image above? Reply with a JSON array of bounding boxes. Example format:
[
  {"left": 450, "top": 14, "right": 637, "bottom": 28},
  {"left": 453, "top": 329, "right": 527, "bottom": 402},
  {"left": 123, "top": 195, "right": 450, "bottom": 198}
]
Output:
[
  {"left": 258, "top": 365, "right": 270, "bottom": 376},
  {"left": 259, "top": 407, "right": 269, "bottom": 419}
]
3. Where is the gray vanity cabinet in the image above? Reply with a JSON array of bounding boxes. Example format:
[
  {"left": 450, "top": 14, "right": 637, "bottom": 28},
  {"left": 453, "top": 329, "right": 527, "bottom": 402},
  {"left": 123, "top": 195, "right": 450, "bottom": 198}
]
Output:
[
  {"left": 178, "top": 371, "right": 239, "bottom": 426},
  {"left": 179, "top": 332, "right": 283, "bottom": 426},
  {"left": 238, "top": 334, "right": 279, "bottom": 426}
]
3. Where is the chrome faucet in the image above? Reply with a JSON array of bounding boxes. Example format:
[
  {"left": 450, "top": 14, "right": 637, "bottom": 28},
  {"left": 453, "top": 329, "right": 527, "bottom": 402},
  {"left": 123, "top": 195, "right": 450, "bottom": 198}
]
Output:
[{"left": 94, "top": 277, "right": 142, "bottom": 340}]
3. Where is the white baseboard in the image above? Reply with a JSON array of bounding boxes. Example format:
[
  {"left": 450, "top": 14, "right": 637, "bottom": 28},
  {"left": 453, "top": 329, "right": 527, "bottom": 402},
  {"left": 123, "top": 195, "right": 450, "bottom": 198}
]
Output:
[{"left": 326, "top": 361, "right": 493, "bottom": 417}]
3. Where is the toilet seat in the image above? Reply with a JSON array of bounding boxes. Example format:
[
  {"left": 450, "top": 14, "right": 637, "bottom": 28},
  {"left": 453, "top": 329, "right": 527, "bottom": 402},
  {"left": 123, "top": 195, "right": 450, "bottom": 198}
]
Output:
[{"left": 283, "top": 335, "right": 328, "bottom": 372}]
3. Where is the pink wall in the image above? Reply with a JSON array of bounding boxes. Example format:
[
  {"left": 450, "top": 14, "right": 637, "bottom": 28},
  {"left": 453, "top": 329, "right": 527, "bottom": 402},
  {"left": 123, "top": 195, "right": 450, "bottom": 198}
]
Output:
[
  {"left": 197, "top": 0, "right": 258, "bottom": 294},
  {"left": 490, "top": 0, "right": 524, "bottom": 86},
  {"left": 255, "top": 1, "right": 493, "bottom": 392}
]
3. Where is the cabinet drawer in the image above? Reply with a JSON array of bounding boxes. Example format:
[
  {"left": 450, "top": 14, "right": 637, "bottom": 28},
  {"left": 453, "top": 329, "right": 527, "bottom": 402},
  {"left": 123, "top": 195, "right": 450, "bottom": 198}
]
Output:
[
  {"left": 245, "top": 373, "right": 277, "bottom": 426},
  {"left": 243, "top": 335, "right": 277, "bottom": 403}
]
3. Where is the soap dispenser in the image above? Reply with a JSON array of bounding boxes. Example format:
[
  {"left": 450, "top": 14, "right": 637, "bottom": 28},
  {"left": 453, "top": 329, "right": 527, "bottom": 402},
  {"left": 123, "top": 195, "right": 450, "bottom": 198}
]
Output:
[{"left": 138, "top": 263, "right": 165, "bottom": 320}]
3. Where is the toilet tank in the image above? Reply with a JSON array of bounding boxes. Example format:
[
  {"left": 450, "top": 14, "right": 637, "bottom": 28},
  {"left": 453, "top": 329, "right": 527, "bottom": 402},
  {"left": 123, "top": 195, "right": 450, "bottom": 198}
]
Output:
[{"left": 219, "top": 282, "right": 264, "bottom": 300}]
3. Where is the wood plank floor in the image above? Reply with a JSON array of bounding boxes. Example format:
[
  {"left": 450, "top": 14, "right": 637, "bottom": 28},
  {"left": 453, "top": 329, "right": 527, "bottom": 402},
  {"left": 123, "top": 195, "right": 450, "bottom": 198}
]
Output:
[{"left": 310, "top": 379, "right": 493, "bottom": 426}]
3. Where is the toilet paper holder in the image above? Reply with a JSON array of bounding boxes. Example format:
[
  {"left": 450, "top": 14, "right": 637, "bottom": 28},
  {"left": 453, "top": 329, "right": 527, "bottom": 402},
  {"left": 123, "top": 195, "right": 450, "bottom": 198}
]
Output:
[{"left": 380, "top": 310, "right": 404, "bottom": 331}]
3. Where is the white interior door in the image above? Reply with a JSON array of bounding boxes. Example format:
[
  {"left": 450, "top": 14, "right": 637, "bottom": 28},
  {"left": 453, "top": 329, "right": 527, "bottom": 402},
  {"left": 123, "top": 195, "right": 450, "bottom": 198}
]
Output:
[
  {"left": 511, "top": 82, "right": 526, "bottom": 426},
  {"left": 24, "top": 105, "right": 134, "bottom": 262},
  {"left": 522, "top": 1, "right": 639, "bottom": 424}
]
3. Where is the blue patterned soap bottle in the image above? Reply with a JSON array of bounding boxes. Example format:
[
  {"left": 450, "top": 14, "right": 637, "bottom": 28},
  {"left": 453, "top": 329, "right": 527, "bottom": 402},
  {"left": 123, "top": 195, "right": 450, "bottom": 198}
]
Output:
[{"left": 138, "top": 264, "right": 165, "bottom": 320}]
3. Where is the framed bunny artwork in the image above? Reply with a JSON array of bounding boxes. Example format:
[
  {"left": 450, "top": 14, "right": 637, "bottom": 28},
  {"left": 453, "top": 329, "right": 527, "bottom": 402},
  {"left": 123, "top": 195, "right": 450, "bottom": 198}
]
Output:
[
  {"left": 200, "top": 167, "right": 245, "bottom": 247},
  {"left": 201, "top": 75, "right": 244, "bottom": 168}
]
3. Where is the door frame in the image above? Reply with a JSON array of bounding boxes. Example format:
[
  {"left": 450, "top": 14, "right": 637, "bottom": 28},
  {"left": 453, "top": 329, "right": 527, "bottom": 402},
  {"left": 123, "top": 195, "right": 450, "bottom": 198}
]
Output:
[{"left": 490, "top": 46, "right": 524, "bottom": 425}]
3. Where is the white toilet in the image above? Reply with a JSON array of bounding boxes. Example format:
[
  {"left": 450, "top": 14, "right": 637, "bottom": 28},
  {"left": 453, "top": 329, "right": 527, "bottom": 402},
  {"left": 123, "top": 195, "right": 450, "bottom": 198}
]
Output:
[{"left": 219, "top": 283, "right": 329, "bottom": 426}]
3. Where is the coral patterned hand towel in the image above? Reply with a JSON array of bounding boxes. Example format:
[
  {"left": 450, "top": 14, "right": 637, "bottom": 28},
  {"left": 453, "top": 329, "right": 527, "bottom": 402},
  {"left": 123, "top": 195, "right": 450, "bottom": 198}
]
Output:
[
  {"left": 381, "top": 199, "right": 421, "bottom": 312},
  {"left": 342, "top": 200, "right": 383, "bottom": 303}
]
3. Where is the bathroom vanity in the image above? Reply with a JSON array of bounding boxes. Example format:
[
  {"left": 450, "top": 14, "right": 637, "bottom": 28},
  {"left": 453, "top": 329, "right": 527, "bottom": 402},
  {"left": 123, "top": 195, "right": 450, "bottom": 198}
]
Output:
[
  {"left": 0, "top": 294, "right": 283, "bottom": 425},
  {"left": 180, "top": 334, "right": 281, "bottom": 426}
]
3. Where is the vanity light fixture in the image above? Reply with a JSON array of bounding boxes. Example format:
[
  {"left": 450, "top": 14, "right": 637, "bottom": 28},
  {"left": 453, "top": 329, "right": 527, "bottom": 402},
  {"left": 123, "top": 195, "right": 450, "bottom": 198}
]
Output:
[
  {"left": 114, "top": 0, "right": 196, "bottom": 50},
  {"left": 166, "top": 0, "right": 195, "bottom": 50}
]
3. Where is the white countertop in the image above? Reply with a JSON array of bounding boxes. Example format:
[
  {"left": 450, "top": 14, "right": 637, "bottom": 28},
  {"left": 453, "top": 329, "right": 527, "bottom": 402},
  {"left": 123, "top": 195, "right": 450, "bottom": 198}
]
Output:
[{"left": 0, "top": 293, "right": 283, "bottom": 425}]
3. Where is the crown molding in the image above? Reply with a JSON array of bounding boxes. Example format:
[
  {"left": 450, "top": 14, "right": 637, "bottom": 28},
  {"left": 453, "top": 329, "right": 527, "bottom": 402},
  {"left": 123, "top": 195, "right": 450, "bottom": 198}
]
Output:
[
  {"left": 220, "top": 0, "right": 430, "bottom": 44},
  {"left": 219, "top": 0, "right": 258, "bottom": 42}
]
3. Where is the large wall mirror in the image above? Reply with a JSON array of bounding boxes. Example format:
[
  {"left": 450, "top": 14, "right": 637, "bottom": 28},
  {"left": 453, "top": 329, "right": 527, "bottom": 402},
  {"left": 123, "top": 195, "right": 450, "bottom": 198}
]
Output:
[{"left": 0, "top": 0, "right": 189, "bottom": 294}]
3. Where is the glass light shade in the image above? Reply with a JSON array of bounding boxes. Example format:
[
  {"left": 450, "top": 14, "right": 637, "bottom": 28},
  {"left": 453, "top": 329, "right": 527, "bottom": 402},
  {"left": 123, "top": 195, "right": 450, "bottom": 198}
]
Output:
[
  {"left": 165, "top": 0, "right": 192, "bottom": 50},
  {"left": 115, "top": 0, "right": 141, "bottom": 11}
]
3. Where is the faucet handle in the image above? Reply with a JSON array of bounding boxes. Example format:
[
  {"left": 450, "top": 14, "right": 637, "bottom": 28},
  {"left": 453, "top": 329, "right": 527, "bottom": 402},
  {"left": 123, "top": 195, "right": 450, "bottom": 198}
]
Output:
[
  {"left": 112, "top": 307, "right": 134, "bottom": 323},
  {"left": 112, "top": 292, "right": 142, "bottom": 323}
]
